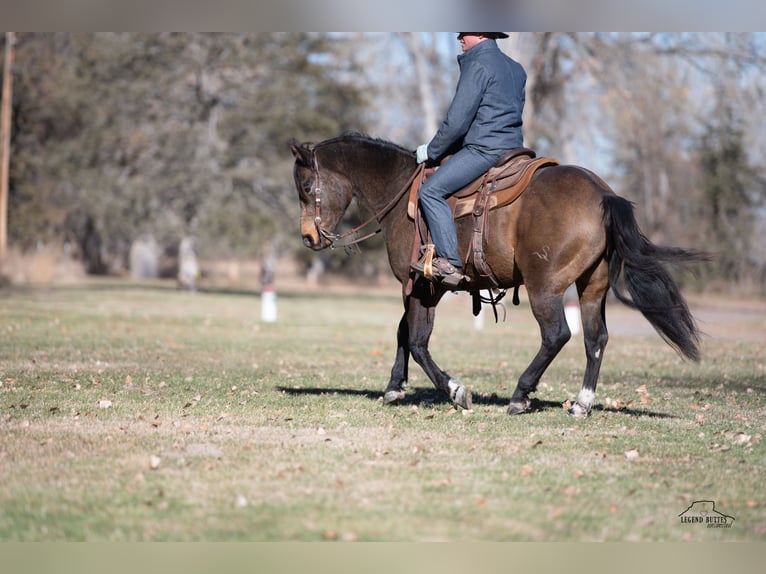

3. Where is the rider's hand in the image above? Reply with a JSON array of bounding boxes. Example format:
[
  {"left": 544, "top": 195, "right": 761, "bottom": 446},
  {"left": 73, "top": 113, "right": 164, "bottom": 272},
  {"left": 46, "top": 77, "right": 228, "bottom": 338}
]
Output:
[{"left": 416, "top": 144, "right": 429, "bottom": 164}]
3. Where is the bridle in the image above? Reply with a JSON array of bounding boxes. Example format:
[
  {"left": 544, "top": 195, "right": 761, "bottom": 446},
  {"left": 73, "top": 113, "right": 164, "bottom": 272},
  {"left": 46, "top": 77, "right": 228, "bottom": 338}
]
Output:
[{"left": 309, "top": 150, "right": 423, "bottom": 250}]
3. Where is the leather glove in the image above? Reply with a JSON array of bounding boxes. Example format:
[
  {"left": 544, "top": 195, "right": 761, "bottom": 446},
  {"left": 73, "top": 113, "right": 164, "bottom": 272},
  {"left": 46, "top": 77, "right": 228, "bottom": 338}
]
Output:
[{"left": 416, "top": 144, "right": 429, "bottom": 164}]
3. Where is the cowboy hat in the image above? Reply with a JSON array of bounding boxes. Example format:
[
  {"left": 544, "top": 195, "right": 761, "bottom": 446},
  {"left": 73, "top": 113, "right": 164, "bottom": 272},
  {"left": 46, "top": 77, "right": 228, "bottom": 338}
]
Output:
[{"left": 458, "top": 32, "right": 509, "bottom": 39}]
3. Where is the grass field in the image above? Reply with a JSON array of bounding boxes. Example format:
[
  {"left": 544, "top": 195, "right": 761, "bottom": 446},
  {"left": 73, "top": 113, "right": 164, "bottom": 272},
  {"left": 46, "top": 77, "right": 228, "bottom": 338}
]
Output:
[{"left": 1, "top": 280, "right": 764, "bottom": 541}]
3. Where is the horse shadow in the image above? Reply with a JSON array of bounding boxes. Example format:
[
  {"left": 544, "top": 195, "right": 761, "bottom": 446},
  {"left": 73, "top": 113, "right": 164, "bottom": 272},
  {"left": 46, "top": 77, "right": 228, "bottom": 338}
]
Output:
[
  {"left": 277, "top": 386, "right": 678, "bottom": 419},
  {"left": 276, "top": 385, "right": 677, "bottom": 419}
]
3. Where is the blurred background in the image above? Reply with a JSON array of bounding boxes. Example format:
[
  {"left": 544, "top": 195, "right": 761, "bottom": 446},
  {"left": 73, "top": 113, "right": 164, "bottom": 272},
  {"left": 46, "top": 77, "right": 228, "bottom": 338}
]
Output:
[{"left": 1, "top": 32, "right": 764, "bottom": 294}]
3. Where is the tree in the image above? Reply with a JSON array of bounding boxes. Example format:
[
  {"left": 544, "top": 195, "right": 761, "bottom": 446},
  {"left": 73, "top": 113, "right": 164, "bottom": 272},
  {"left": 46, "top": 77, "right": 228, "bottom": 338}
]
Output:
[
  {"left": 695, "top": 100, "right": 764, "bottom": 286},
  {"left": 7, "top": 33, "right": 368, "bottom": 272},
  {"left": 510, "top": 32, "right": 766, "bottom": 291}
]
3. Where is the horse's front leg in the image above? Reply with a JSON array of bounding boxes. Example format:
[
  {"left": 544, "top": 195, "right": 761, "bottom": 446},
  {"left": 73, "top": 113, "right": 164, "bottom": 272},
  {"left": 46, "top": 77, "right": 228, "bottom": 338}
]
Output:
[
  {"left": 384, "top": 290, "right": 472, "bottom": 409},
  {"left": 383, "top": 311, "right": 410, "bottom": 404}
]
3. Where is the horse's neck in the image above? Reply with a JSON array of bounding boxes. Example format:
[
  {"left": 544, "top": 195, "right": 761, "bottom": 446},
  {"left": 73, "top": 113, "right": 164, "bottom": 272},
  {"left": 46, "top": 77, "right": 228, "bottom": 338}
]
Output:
[
  {"left": 350, "top": 153, "right": 413, "bottom": 212},
  {"left": 322, "top": 139, "right": 413, "bottom": 225}
]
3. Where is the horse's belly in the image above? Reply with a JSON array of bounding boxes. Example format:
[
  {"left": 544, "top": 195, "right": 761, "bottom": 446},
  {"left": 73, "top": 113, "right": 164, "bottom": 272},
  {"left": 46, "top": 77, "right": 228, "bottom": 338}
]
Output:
[{"left": 456, "top": 208, "right": 520, "bottom": 286}]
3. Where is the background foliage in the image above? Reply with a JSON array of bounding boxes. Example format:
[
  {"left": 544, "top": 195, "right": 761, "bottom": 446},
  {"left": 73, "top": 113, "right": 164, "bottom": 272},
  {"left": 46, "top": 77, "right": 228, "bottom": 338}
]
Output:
[{"left": 2, "top": 33, "right": 765, "bottom": 290}]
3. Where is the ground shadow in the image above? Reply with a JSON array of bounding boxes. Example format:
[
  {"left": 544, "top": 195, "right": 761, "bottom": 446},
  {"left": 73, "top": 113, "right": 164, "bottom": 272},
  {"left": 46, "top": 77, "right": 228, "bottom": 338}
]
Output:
[
  {"left": 276, "top": 385, "right": 677, "bottom": 418},
  {"left": 276, "top": 386, "right": 382, "bottom": 401}
]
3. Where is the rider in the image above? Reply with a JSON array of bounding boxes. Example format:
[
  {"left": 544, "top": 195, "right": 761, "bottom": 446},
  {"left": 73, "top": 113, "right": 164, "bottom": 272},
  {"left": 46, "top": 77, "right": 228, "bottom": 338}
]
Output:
[{"left": 411, "top": 32, "right": 527, "bottom": 287}]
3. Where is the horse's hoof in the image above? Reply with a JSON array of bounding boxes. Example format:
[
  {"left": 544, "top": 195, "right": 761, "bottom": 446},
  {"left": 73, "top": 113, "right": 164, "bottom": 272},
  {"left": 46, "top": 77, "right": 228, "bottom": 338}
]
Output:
[
  {"left": 567, "top": 402, "right": 590, "bottom": 418},
  {"left": 448, "top": 380, "right": 472, "bottom": 410},
  {"left": 383, "top": 390, "right": 405, "bottom": 405},
  {"left": 506, "top": 398, "right": 531, "bottom": 415}
]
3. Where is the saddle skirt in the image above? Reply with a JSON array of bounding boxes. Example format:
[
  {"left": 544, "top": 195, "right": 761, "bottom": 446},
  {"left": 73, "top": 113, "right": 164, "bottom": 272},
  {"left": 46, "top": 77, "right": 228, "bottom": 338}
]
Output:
[{"left": 407, "top": 148, "right": 559, "bottom": 220}]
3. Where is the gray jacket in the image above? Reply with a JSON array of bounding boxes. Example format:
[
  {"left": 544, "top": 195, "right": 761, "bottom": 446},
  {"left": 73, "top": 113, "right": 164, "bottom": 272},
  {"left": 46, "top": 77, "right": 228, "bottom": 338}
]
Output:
[{"left": 427, "top": 39, "right": 526, "bottom": 161}]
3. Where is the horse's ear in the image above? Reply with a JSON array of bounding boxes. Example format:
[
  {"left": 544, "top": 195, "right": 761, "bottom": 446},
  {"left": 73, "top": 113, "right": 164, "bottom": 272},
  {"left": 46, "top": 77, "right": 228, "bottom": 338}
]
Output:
[{"left": 289, "top": 139, "right": 312, "bottom": 166}]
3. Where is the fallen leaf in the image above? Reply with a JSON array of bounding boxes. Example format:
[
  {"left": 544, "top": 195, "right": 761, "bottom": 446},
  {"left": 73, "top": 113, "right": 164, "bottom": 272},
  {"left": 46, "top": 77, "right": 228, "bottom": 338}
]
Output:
[
  {"left": 734, "top": 433, "right": 752, "bottom": 446},
  {"left": 564, "top": 485, "right": 580, "bottom": 498},
  {"left": 605, "top": 397, "right": 624, "bottom": 410},
  {"left": 520, "top": 465, "right": 533, "bottom": 476},
  {"left": 572, "top": 470, "right": 584, "bottom": 479},
  {"left": 624, "top": 448, "right": 640, "bottom": 460}
]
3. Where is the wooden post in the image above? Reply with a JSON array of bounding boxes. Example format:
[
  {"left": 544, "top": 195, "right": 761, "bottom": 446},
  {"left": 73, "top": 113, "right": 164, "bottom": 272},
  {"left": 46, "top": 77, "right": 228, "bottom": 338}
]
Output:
[{"left": 0, "top": 32, "right": 15, "bottom": 260}]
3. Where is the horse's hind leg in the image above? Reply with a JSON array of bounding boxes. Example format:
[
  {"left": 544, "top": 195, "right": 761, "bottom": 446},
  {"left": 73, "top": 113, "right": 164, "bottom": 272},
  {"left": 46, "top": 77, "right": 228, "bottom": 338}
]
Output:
[
  {"left": 508, "top": 289, "right": 571, "bottom": 414},
  {"left": 567, "top": 262, "right": 610, "bottom": 417}
]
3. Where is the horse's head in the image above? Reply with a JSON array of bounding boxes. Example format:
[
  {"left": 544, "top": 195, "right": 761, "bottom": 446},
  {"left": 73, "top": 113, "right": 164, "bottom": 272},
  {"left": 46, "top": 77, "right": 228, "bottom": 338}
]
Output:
[{"left": 289, "top": 139, "right": 354, "bottom": 250}]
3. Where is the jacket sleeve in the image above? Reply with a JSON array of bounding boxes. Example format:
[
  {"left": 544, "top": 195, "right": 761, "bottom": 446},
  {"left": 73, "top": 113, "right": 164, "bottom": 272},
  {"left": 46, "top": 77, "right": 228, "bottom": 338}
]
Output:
[{"left": 427, "top": 60, "right": 489, "bottom": 160}]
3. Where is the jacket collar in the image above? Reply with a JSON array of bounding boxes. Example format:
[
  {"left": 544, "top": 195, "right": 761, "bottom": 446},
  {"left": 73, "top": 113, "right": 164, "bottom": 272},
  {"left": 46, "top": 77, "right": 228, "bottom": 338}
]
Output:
[{"left": 457, "top": 38, "right": 499, "bottom": 65}]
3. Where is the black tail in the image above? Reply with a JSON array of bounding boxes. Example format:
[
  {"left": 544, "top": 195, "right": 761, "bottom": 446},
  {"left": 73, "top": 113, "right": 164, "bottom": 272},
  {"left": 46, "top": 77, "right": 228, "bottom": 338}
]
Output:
[{"left": 602, "top": 194, "right": 705, "bottom": 361}]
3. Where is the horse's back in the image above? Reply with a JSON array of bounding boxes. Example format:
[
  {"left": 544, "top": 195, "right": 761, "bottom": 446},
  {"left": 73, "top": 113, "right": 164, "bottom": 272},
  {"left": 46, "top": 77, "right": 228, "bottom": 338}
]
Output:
[
  {"left": 518, "top": 164, "right": 612, "bottom": 233},
  {"left": 482, "top": 164, "right": 612, "bottom": 290}
]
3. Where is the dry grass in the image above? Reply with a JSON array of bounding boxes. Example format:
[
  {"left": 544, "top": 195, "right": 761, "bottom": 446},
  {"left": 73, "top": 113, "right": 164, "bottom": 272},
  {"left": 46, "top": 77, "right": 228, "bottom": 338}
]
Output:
[{"left": 1, "top": 281, "right": 764, "bottom": 541}]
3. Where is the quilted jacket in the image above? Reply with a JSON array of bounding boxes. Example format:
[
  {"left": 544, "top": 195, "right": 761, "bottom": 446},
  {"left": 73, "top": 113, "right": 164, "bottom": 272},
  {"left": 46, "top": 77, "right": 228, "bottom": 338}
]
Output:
[{"left": 427, "top": 39, "right": 526, "bottom": 161}]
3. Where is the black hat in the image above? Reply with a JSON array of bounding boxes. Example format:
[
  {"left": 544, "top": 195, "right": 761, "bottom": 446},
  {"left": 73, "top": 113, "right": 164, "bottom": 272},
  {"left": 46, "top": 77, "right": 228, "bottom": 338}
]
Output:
[{"left": 458, "top": 32, "right": 509, "bottom": 39}]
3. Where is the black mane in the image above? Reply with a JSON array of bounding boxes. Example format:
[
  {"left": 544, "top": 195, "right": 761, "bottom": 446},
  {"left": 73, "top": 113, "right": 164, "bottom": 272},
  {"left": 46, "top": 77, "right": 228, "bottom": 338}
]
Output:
[{"left": 316, "top": 132, "right": 414, "bottom": 157}]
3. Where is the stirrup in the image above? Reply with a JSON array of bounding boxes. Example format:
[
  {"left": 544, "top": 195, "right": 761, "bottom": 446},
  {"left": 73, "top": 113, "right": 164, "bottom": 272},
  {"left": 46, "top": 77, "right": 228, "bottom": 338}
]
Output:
[
  {"left": 411, "top": 251, "right": 470, "bottom": 288},
  {"left": 412, "top": 244, "right": 436, "bottom": 279}
]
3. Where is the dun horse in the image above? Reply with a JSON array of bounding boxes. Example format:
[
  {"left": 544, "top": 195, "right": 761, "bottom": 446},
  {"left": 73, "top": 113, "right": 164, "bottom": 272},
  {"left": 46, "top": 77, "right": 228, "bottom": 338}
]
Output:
[{"left": 290, "top": 134, "right": 702, "bottom": 417}]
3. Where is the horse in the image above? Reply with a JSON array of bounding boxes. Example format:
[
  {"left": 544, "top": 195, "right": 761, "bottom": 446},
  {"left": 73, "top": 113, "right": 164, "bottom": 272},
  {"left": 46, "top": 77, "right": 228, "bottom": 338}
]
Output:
[{"left": 289, "top": 133, "right": 703, "bottom": 417}]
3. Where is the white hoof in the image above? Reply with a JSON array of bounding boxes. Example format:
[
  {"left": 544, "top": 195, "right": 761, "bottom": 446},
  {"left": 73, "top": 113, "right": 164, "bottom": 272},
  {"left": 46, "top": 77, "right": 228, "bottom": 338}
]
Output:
[
  {"left": 568, "top": 389, "right": 594, "bottom": 418},
  {"left": 567, "top": 401, "right": 590, "bottom": 418},
  {"left": 383, "top": 389, "right": 405, "bottom": 405},
  {"left": 448, "top": 380, "right": 472, "bottom": 410}
]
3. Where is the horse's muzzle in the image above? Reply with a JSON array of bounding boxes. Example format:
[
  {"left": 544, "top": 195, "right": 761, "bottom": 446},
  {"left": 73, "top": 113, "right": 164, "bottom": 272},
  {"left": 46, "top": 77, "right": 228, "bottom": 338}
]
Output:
[
  {"left": 302, "top": 234, "right": 318, "bottom": 249},
  {"left": 302, "top": 233, "right": 329, "bottom": 250}
]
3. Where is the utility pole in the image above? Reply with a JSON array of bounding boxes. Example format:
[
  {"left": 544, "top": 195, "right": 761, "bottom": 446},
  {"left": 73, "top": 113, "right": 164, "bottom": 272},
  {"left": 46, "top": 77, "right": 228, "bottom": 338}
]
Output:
[{"left": 1, "top": 32, "right": 15, "bottom": 260}]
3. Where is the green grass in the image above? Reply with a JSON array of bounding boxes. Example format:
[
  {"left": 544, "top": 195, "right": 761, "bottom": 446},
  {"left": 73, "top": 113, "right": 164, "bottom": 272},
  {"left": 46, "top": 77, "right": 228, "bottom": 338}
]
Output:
[{"left": 1, "top": 281, "right": 764, "bottom": 541}]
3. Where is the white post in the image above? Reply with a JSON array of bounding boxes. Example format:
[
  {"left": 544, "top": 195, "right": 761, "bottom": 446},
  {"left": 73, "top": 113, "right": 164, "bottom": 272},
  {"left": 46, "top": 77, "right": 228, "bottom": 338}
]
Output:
[{"left": 261, "top": 284, "right": 277, "bottom": 323}]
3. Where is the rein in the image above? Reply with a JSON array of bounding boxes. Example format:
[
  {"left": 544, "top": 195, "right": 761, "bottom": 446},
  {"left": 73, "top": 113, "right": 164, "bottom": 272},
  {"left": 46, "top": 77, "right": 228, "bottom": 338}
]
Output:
[{"left": 311, "top": 151, "right": 423, "bottom": 250}]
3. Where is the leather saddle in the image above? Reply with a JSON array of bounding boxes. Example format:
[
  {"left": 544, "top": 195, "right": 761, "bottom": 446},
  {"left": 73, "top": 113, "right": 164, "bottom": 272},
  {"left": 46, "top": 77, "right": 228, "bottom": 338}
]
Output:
[
  {"left": 406, "top": 147, "right": 559, "bottom": 295},
  {"left": 408, "top": 147, "right": 559, "bottom": 221}
]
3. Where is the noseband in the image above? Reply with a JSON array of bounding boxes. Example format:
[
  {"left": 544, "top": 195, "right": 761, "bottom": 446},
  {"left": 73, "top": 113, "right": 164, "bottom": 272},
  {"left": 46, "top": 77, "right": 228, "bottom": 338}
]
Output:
[{"left": 309, "top": 150, "right": 423, "bottom": 250}]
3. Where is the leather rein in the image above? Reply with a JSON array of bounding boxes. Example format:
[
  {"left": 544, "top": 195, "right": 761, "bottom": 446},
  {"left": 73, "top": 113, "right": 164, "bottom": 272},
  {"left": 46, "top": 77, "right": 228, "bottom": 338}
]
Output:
[{"left": 311, "top": 151, "right": 423, "bottom": 250}]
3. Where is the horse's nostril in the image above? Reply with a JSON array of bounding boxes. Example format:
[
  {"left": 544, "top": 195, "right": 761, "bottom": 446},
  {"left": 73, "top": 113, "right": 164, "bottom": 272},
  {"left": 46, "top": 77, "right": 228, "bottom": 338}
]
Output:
[{"left": 302, "top": 235, "right": 315, "bottom": 248}]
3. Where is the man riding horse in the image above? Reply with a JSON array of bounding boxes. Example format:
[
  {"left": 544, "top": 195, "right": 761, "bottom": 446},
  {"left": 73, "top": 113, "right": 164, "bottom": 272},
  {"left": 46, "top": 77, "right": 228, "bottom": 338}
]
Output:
[{"left": 411, "top": 32, "right": 527, "bottom": 288}]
